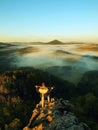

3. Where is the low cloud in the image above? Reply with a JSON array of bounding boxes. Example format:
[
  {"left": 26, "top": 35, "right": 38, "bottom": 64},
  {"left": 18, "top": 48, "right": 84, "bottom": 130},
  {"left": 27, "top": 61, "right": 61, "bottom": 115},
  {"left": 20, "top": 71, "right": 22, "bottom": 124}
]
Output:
[{"left": 16, "top": 46, "right": 40, "bottom": 56}]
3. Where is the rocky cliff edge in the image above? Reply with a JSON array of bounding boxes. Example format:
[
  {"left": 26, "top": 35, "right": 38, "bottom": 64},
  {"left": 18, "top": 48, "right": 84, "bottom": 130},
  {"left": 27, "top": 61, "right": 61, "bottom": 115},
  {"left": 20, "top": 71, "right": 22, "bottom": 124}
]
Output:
[{"left": 23, "top": 98, "right": 90, "bottom": 130}]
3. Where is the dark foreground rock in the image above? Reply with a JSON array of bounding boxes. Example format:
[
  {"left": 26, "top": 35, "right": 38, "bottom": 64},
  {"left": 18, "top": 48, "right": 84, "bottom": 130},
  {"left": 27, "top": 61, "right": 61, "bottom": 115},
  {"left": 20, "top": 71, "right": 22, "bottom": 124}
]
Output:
[{"left": 23, "top": 98, "right": 90, "bottom": 130}]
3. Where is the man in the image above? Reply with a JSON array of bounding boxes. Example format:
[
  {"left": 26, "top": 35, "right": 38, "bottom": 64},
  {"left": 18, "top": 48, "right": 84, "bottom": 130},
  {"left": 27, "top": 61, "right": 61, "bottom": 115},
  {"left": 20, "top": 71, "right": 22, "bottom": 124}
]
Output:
[{"left": 35, "top": 83, "right": 54, "bottom": 103}]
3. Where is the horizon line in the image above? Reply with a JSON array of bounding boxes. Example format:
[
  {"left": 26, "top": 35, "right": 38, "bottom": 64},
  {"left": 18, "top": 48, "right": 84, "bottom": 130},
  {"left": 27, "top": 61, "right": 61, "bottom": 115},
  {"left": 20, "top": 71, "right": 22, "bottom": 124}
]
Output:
[{"left": 0, "top": 39, "right": 97, "bottom": 44}]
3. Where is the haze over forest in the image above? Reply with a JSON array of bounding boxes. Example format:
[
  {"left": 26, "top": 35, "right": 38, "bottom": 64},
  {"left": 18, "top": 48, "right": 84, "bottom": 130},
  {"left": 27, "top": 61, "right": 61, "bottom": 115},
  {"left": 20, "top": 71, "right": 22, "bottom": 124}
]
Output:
[
  {"left": 0, "top": 40, "right": 98, "bottom": 83},
  {"left": 0, "top": 0, "right": 98, "bottom": 130}
]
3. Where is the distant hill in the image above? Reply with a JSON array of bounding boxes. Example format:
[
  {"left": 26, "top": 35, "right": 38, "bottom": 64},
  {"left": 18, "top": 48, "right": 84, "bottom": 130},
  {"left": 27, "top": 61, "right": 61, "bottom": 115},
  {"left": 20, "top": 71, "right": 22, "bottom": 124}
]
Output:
[
  {"left": 47, "top": 40, "right": 65, "bottom": 45},
  {"left": 0, "top": 42, "right": 13, "bottom": 47},
  {"left": 46, "top": 40, "right": 86, "bottom": 45}
]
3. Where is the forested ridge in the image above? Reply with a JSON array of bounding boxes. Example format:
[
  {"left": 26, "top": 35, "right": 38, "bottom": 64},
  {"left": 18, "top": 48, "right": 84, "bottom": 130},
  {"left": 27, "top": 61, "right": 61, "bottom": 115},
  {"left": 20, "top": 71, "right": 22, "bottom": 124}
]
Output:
[{"left": 0, "top": 68, "right": 98, "bottom": 130}]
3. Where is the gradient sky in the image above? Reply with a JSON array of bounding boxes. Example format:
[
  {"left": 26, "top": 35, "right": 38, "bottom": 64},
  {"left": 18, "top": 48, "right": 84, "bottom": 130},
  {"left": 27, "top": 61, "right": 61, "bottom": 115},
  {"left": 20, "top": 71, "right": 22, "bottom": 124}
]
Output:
[{"left": 0, "top": 0, "right": 98, "bottom": 42}]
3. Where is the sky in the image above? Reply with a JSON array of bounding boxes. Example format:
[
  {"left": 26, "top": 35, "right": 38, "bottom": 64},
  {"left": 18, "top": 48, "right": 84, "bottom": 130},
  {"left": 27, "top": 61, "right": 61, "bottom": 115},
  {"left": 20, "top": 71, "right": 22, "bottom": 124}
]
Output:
[{"left": 0, "top": 0, "right": 98, "bottom": 42}]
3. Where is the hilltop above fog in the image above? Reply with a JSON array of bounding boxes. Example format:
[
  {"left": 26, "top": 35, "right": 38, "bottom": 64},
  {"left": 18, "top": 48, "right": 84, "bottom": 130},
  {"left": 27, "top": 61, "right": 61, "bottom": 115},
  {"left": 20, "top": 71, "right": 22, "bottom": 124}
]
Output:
[{"left": 47, "top": 40, "right": 65, "bottom": 44}]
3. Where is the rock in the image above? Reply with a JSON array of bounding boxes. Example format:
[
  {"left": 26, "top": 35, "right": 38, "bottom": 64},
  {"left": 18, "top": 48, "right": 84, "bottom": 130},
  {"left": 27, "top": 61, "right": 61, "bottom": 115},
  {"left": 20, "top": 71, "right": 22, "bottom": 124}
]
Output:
[
  {"left": 47, "top": 115, "right": 53, "bottom": 122},
  {"left": 23, "top": 98, "right": 90, "bottom": 130},
  {"left": 23, "top": 126, "right": 30, "bottom": 130}
]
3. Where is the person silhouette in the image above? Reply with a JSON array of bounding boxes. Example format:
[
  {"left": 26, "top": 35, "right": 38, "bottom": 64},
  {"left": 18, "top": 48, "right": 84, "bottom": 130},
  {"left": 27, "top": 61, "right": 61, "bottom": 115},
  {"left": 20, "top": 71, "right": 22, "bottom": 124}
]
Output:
[
  {"left": 35, "top": 83, "right": 54, "bottom": 106},
  {"left": 35, "top": 83, "right": 48, "bottom": 107}
]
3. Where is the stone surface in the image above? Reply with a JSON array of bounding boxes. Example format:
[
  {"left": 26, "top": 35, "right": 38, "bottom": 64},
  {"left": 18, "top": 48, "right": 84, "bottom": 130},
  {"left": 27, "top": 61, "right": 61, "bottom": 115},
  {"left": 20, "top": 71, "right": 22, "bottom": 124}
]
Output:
[{"left": 23, "top": 98, "right": 90, "bottom": 130}]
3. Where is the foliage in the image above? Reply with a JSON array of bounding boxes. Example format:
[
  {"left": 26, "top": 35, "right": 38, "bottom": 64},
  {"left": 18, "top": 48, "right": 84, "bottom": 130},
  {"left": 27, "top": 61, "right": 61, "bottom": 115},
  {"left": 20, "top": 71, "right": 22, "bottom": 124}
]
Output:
[
  {"left": 0, "top": 68, "right": 74, "bottom": 130},
  {"left": 77, "top": 70, "right": 98, "bottom": 96},
  {"left": 0, "top": 69, "right": 98, "bottom": 130}
]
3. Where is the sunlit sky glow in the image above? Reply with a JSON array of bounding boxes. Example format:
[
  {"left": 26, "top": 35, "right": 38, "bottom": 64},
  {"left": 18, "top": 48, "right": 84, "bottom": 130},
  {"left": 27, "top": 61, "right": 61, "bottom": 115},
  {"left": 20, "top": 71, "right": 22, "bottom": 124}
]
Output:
[{"left": 0, "top": 0, "right": 98, "bottom": 42}]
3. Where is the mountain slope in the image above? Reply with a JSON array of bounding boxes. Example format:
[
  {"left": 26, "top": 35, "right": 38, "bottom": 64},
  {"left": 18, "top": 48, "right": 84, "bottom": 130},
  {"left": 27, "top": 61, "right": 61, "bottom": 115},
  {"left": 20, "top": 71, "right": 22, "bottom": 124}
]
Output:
[
  {"left": 47, "top": 40, "right": 65, "bottom": 44},
  {"left": 0, "top": 68, "right": 75, "bottom": 130}
]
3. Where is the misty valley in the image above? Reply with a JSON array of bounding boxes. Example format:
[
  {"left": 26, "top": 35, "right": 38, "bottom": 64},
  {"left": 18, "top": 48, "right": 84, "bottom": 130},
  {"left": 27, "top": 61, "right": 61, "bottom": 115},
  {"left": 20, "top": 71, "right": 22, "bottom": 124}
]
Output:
[
  {"left": 0, "top": 41, "right": 98, "bottom": 83},
  {"left": 0, "top": 40, "right": 98, "bottom": 130}
]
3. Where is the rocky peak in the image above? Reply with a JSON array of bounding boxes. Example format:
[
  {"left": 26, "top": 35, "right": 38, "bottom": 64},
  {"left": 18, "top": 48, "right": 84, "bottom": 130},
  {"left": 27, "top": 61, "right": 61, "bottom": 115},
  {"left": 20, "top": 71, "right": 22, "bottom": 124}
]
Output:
[
  {"left": 47, "top": 40, "right": 64, "bottom": 44},
  {"left": 23, "top": 98, "right": 90, "bottom": 130}
]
